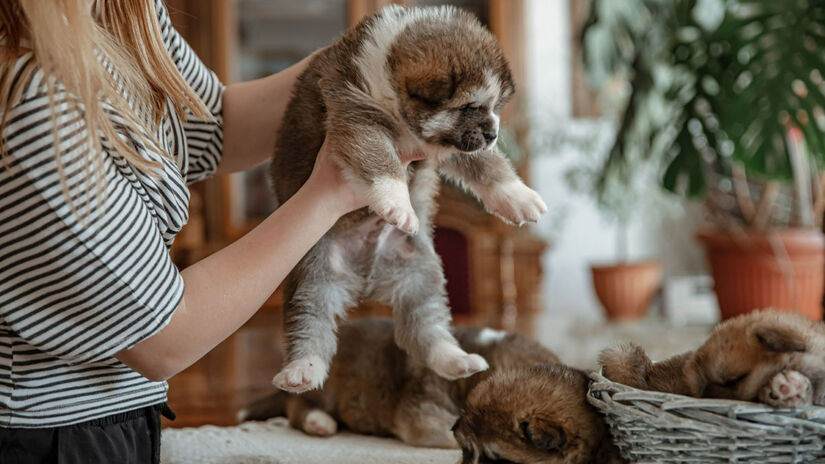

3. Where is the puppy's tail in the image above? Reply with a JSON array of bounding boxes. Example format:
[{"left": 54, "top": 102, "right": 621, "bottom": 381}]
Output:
[
  {"left": 598, "top": 343, "right": 653, "bottom": 390},
  {"left": 236, "top": 391, "right": 289, "bottom": 423}
]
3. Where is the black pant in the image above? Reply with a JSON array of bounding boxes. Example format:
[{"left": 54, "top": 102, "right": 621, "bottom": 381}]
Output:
[{"left": 0, "top": 403, "right": 175, "bottom": 464}]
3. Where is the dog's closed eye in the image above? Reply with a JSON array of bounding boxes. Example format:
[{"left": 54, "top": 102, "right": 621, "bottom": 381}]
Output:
[
  {"left": 519, "top": 418, "right": 566, "bottom": 452},
  {"left": 407, "top": 75, "right": 455, "bottom": 106}
]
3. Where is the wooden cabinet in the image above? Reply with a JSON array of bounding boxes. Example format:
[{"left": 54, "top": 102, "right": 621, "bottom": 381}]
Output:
[{"left": 164, "top": 0, "right": 547, "bottom": 427}]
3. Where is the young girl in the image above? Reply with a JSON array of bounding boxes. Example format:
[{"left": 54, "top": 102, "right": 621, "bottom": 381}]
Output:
[{"left": 0, "top": 1, "right": 420, "bottom": 462}]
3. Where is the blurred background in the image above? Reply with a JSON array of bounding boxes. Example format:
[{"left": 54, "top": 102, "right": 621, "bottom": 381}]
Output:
[{"left": 164, "top": 0, "right": 825, "bottom": 427}]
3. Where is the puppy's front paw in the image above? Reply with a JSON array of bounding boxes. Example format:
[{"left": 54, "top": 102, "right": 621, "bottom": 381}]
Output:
[
  {"left": 302, "top": 409, "right": 338, "bottom": 437},
  {"left": 373, "top": 201, "right": 419, "bottom": 235},
  {"left": 369, "top": 178, "right": 419, "bottom": 234},
  {"left": 427, "top": 342, "right": 489, "bottom": 380},
  {"left": 759, "top": 370, "right": 813, "bottom": 408},
  {"left": 272, "top": 355, "right": 328, "bottom": 393},
  {"left": 480, "top": 180, "right": 547, "bottom": 225}
]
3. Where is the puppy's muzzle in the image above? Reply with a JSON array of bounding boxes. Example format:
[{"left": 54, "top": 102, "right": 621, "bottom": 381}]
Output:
[
  {"left": 483, "top": 130, "right": 498, "bottom": 149},
  {"left": 483, "top": 130, "right": 498, "bottom": 144},
  {"left": 459, "top": 128, "right": 497, "bottom": 152}
]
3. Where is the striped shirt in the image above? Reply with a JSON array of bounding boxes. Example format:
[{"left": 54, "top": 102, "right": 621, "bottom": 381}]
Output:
[{"left": 0, "top": 1, "right": 224, "bottom": 427}]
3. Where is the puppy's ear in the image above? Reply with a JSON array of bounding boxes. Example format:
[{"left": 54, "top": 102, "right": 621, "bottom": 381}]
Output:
[
  {"left": 599, "top": 343, "right": 652, "bottom": 389},
  {"left": 497, "top": 75, "right": 516, "bottom": 106},
  {"left": 454, "top": 415, "right": 480, "bottom": 464},
  {"left": 754, "top": 326, "right": 807, "bottom": 353},
  {"left": 451, "top": 417, "right": 462, "bottom": 432},
  {"left": 406, "top": 73, "right": 455, "bottom": 106},
  {"left": 519, "top": 418, "right": 566, "bottom": 452},
  {"left": 459, "top": 443, "right": 480, "bottom": 464}
]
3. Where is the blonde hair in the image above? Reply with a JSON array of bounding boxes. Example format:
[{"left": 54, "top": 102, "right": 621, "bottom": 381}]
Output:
[{"left": 0, "top": 0, "right": 212, "bottom": 206}]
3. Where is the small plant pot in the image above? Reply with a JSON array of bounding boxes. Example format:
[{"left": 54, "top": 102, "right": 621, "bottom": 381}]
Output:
[
  {"left": 697, "top": 227, "right": 825, "bottom": 321},
  {"left": 591, "top": 261, "right": 662, "bottom": 321}
]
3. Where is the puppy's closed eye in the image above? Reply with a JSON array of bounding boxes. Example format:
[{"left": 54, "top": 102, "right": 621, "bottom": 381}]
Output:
[
  {"left": 406, "top": 75, "right": 455, "bottom": 106},
  {"left": 519, "top": 418, "right": 566, "bottom": 452}
]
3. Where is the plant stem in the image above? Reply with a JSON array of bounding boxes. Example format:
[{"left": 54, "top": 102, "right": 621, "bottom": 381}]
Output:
[
  {"left": 732, "top": 164, "right": 755, "bottom": 225},
  {"left": 617, "top": 223, "right": 629, "bottom": 263}
]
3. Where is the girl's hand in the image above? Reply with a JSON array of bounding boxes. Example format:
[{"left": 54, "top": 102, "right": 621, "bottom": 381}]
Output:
[{"left": 305, "top": 138, "right": 428, "bottom": 218}]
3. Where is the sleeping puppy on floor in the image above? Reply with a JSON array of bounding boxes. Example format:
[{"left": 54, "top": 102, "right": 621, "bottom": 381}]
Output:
[
  {"left": 454, "top": 367, "right": 624, "bottom": 464},
  {"left": 240, "top": 319, "right": 622, "bottom": 464},
  {"left": 600, "top": 309, "right": 825, "bottom": 407},
  {"left": 269, "top": 5, "right": 547, "bottom": 393}
]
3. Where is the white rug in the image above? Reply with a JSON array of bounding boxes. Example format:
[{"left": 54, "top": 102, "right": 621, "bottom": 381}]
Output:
[{"left": 161, "top": 418, "right": 459, "bottom": 464}]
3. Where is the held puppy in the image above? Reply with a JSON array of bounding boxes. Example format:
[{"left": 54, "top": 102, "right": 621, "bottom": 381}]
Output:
[
  {"left": 600, "top": 309, "right": 825, "bottom": 407},
  {"left": 269, "top": 5, "right": 547, "bottom": 393},
  {"left": 241, "top": 319, "right": 621, "bottom": 464}
]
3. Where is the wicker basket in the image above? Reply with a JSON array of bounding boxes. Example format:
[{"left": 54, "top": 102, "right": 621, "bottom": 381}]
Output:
[{"left": 587, "top": 372, "right": 825, "bottom": 463}]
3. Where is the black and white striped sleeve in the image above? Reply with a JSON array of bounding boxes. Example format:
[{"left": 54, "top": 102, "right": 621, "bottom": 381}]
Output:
[
  {"left": 156, "top": 0, "right": 225, "bottom": 184},
  {"left": 0, "top": 66, "right": 184, "bottom": 365}
]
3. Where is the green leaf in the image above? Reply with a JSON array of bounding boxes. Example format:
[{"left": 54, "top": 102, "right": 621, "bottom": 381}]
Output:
[{"left": 583, "top": 0, "right": 825, "bottom": 227}]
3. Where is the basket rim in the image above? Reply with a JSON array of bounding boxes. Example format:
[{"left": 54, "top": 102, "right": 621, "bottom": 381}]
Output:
[{"left": 588, "top": 370, "right": 825, "bottom": 416}]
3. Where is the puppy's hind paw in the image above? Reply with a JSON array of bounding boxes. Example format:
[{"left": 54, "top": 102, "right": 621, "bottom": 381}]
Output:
[
  {"left": 272, "top": 355, "right": 328, "bottom": 393},
  {"left": 759, "top": 370, "right": 813, "bottom": 408},
  {"left": 427, "top": 342, "right": 489, "bottom": 380},
  {"left": 302, "top": 409, "right": 338, "bottom": 437}
]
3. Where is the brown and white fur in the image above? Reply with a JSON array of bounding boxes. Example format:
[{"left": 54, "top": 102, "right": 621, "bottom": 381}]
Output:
[
  {"left": 269, "top": 5, "right": 547, "bottom": 393},
  {"left": 600, "top": 309, "right": 825, "bottom": 407},
  {"left": 241, "top": 319, "right": 622, "bottom": 464}
]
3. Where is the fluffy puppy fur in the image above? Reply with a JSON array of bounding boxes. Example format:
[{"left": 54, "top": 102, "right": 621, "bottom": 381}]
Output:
[
  {"left": 241, "top": 319, "right": 621, "bottom": 464},
  {"left": 600, "top": 309, "right": 825, "bottom": 407},
  {"left": 269, "top": 5, "right": 547, "bottom": 393},
  {"left": 455, "top": 366, "right": 624, "bottom": 464}
]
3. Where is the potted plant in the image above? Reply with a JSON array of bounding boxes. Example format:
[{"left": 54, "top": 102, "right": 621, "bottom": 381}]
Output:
[
  {"left": 582, "top": 0, "right": 825, "bottom": 320},
  {"left": 535, "top": 118, "right": 665, "bottom": 321},
  {"left": 582, "top": 175, "right": 663, "bottom": 322}
]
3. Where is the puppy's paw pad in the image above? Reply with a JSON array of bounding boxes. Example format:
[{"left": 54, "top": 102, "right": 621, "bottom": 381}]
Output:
[
  {"left": 428, "top": 347, "right": 489, "bottom": 380},
  {"left": 761, "top": 370, "right": 813, "bottom": 408},
  {"left": 482, "top": 181, "right": 547, "bottom": 225},
  {"left": 303, "top": 410, "right": 338, "bottom": 437},
  {"left": 272, "top": 356, "right": 328, "bottom": 393}
]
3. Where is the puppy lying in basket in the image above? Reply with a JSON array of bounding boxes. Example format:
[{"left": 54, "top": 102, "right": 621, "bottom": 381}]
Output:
[
  {"left": 600, "top": 308, "right": 825, "bottom": 407},
  {"left": 240, "top": 318, "right": 623, "bottom": 464}
]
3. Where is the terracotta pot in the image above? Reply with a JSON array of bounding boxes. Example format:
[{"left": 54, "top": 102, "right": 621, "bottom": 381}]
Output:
[
  {"left": 591, "top": 261, "right": 662, "bottom": 321},
  {"left": 697, "top": 228, "right": 825, "bottom": 321}
]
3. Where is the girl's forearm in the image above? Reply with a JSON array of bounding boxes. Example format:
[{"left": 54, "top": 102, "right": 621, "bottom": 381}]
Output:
[{"left": 115, "top": 183, "right": 341, "bottom": 381}]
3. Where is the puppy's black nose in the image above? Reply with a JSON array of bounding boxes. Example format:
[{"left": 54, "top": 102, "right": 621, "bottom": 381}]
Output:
[{"left": 483, "top": 131, "right": 498, "bottom": 143}]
